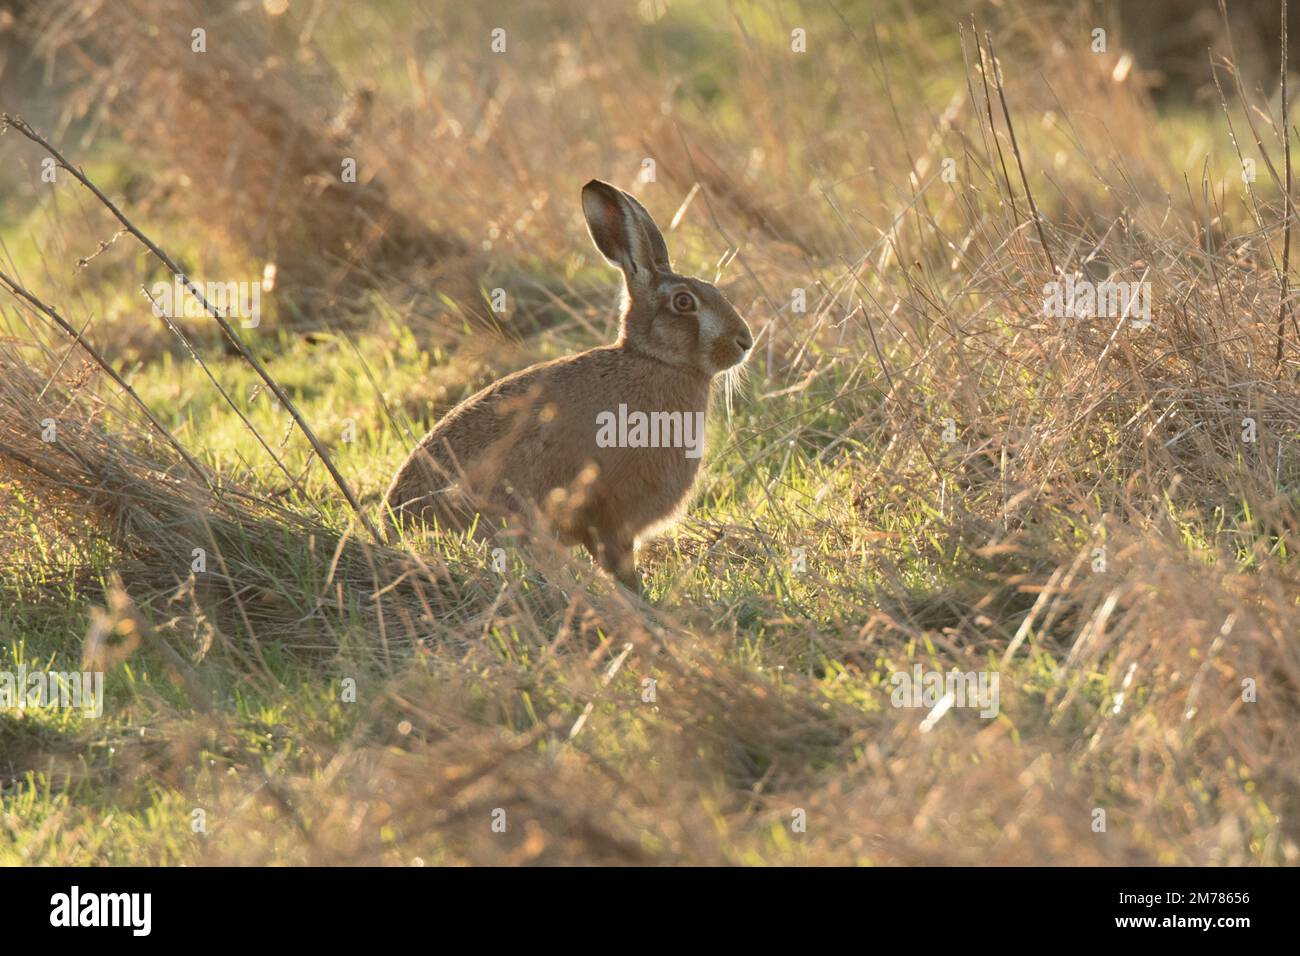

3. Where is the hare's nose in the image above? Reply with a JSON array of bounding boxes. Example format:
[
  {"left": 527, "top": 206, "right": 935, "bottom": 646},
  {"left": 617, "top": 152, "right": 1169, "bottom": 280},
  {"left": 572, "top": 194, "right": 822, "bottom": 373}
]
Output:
[{"left": 736, "top": 332, "right": 753, "bottom": 351}]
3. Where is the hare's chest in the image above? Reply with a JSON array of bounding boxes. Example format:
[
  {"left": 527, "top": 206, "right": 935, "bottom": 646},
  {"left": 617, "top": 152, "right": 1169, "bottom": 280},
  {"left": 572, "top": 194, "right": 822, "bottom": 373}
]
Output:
[
  {"left": 592, "top": 404, "right": 708, "bottom": 461},
  {"left": 595, "top": 436, "right": 704, "bottom": 531}
]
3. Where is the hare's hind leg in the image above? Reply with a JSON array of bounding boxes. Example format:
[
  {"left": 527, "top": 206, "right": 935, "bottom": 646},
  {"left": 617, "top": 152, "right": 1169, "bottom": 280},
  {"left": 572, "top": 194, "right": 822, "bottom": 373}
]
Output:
[{"left": 385, "top": 483, "right": 475, "bottom": 541}]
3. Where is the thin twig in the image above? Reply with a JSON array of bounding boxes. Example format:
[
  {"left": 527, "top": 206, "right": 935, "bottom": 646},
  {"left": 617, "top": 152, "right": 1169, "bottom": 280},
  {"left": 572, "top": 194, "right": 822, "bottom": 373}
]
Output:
[
  {"left": 984, "top": 33, "right": 1056, "bottom": 276},
  {"left": 973, "top": 19, "right": 1020, "bottom": 227},
  {"left": 2, "top": 112, "right": 383, "bottom": 544},
  {"left": 0, "top": 266, "right": 212, "bottom": 488}
]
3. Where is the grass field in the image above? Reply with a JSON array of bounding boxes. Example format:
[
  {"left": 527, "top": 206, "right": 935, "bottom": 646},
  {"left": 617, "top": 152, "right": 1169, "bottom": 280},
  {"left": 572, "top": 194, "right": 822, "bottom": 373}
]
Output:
[{"left": 2, "top": 0, "right": 1299, "bottom": 865}]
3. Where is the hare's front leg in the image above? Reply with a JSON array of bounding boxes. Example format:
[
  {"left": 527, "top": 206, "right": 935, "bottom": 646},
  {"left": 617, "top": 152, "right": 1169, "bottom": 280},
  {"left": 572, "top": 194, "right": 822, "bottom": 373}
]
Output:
[{"left": 585, "top": 531, "right": 640, "bottom": 591}]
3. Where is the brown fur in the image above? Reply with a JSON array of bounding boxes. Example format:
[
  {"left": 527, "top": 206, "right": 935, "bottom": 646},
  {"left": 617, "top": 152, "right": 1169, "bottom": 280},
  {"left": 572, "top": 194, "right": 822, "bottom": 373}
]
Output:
[{"left": 385, "top": 180, "right": 752, "bottom": 588}]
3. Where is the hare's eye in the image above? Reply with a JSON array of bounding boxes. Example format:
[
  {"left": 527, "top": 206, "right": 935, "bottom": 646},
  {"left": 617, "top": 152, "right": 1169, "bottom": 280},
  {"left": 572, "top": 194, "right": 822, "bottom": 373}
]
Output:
[{"left": 671, "top": 291, "right": 697, "bottom": 313}]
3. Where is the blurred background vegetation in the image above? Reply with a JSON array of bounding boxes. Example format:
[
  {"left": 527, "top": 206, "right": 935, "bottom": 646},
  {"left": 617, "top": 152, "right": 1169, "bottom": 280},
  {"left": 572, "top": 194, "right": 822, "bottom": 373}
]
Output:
[{"left": 1, "top": 0, "right": 1299, "bottom": 865}]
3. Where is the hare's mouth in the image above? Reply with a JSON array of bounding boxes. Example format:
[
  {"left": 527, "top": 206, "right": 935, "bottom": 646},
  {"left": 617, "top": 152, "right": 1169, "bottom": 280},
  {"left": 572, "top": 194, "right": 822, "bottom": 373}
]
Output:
[{"left": 711, "top": 336, "right": 752, "bottom": 371}]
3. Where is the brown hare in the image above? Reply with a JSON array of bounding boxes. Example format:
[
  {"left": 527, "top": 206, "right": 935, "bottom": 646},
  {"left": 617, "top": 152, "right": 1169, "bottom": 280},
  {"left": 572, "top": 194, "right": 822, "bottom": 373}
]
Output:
[{"left": 384, "top": 179, "right": 753, "bottom": 589}]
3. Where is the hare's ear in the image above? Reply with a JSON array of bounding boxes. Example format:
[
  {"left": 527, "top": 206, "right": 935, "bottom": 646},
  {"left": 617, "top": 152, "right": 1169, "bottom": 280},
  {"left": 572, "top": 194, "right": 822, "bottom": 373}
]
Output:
[{"left": 582, "top": 180, "right": 671, "bottom": 279}]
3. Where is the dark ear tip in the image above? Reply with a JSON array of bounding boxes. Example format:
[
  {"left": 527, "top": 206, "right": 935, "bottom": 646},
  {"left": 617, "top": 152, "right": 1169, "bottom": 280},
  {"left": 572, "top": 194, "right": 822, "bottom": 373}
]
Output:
[{"left": 583, "top": 178, "right": 616, "bottom": 195}]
